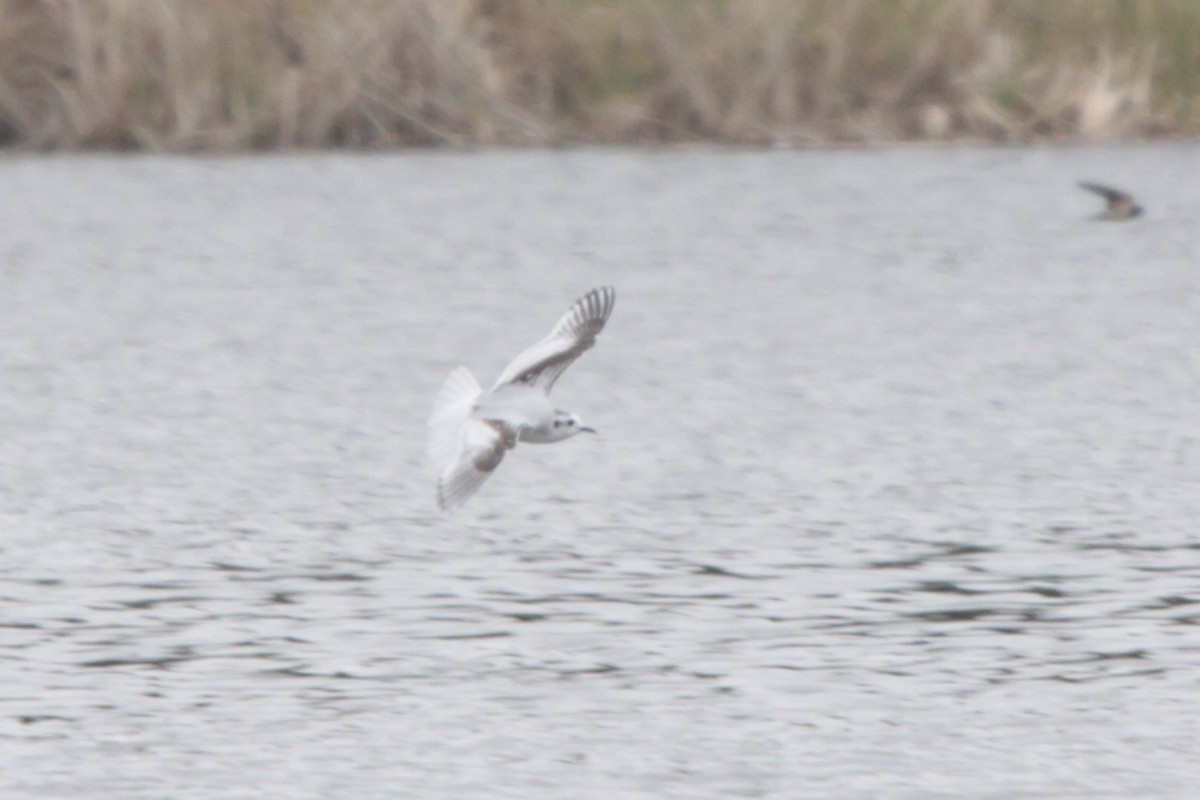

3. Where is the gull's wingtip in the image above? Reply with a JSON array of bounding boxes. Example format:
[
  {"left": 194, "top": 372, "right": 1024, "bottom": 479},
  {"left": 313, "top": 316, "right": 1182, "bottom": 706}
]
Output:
[
  {"left": 436, "top": 458, "right": 492, "bottom": 513},
  {"left": 581, "top": 285, "right": 616, "bottom": 323}
]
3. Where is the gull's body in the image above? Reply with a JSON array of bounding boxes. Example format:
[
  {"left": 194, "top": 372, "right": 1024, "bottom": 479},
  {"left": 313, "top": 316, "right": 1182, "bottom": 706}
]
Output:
[
  {"left": 428, "top": 286, "right": 616, "bottom": 511},
  {"left": 1078, "top": 181, "right": 1143, "bottom": 221}
]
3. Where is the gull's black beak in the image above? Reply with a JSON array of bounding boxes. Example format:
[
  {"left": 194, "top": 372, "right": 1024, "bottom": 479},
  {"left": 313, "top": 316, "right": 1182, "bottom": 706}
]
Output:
[{"left": 581, "top": 426, "right": 597, "bottom": 434}]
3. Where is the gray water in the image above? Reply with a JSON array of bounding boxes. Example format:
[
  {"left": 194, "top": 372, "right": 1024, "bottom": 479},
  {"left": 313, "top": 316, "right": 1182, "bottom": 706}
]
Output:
[{"left": 1, "top": 147, "right": 1198, "bottom": 799}]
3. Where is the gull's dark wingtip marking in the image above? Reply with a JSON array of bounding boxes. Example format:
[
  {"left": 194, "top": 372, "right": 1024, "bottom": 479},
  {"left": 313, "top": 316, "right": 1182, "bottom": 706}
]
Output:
[
  {"left": 564, "top": 285, "right": 615, "bottom": 354},
  {"left": 568, "top": 286, "right": 615, "bottom": 334},
  {"left": 575, "top": 286, "right": 615, "bottom": 345}
]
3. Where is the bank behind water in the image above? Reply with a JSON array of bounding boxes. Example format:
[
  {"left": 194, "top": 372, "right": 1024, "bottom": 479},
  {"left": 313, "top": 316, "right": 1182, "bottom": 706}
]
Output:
[{"left": 1, "top": 0, "right": 1199, "bottom": 152}]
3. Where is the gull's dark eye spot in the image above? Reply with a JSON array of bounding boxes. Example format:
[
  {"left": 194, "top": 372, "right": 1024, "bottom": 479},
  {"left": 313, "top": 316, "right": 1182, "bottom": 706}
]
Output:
[{"left": 553, "top": 419, "right": 562, "bottom": 428}]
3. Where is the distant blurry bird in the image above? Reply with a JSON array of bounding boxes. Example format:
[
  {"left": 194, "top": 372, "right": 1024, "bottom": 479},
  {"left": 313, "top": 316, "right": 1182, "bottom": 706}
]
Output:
[{"left": 1078, "top": 182, "right": 1143, "bottom": 221}]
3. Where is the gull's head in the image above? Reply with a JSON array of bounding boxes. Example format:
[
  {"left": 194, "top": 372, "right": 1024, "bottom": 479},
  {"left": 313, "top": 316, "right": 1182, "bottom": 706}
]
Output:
[{"left": 550, "top": 411, "right": 595, "bottom": 441}]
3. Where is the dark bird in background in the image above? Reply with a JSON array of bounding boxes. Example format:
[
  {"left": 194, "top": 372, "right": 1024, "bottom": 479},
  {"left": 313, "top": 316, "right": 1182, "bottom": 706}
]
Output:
[{"left": 1078, "top": 182, "right": 1143, "bottom": 221}]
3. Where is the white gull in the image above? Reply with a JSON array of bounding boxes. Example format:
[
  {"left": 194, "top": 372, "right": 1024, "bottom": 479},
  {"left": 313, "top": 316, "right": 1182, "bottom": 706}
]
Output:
[{"left": 427, "top": 286, "right": 616, "bottom": 511}]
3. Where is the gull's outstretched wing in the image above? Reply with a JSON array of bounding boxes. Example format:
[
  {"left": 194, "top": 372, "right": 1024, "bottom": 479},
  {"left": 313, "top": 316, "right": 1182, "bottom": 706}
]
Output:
[
  {"left": 491, "top": 286, "right": 615, "bottom": 394},
  {"left": 1078, "top": 181, "right": 1132, "bottom": 205},
  {"left": 437, "top": 419, "right": 517, "bottom": 512}
]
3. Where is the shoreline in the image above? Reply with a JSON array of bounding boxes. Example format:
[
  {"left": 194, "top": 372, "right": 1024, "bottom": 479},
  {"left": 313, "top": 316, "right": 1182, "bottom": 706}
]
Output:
[
  {"left": 1, "top": 1, "right": 1196, "bottom": 153},
  {"left": 1, "top": 137, "right": 1196, "bottom": 159}
]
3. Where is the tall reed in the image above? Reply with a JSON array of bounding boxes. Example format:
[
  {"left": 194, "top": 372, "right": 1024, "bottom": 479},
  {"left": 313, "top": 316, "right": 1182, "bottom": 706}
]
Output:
[{"left": 0, "top": 0, "right": 1195, "bottom": 150}]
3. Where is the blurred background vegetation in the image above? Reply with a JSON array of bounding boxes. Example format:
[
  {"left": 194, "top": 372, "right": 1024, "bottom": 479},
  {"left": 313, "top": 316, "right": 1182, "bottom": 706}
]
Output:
[{"left": 0, "top": 0, "right": 1197, "bottom": 151}]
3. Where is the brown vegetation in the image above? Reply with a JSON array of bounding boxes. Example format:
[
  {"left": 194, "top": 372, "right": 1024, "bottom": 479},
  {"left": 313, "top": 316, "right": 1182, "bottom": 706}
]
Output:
[{"left": 0, "top": 0, "right": 1196, "bottom": 151}]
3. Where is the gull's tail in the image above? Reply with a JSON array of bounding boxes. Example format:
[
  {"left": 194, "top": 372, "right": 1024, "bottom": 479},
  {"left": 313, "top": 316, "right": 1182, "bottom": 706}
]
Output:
[{"left": 427, "top": 366, "right": 482, "bottom": 478}]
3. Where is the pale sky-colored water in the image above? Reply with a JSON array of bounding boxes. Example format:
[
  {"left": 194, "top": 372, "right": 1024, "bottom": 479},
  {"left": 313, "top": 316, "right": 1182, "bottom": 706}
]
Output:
[{"left": 1, "top": 147, "right": 1199, "bottom": 799}]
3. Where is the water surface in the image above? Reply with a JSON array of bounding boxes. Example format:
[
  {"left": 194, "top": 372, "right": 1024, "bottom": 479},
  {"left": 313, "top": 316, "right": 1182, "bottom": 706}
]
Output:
[{"left": 1, "top": 147, "right": 1199, "bottom": 799}]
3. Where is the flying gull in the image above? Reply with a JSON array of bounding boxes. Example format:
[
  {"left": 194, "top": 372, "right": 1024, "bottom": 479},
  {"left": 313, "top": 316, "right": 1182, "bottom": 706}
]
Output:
[{"left": 428, "top": 286, "right": 616, "bottom": 511}]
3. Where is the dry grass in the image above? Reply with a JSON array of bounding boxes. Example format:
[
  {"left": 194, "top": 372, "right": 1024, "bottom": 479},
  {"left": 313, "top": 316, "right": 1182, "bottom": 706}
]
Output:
[{"left": 0, "top": 0, "right": 1196, "bottom": 150}]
